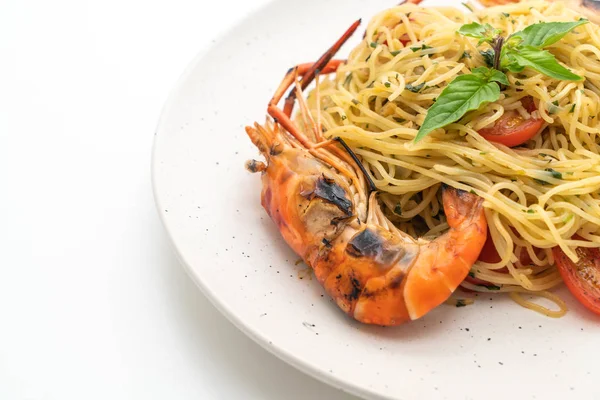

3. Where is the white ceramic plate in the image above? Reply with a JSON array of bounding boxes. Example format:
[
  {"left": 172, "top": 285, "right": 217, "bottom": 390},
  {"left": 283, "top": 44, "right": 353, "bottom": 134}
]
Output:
[{"left": 152, "top": 1, "right": 600, "bottom": 398}]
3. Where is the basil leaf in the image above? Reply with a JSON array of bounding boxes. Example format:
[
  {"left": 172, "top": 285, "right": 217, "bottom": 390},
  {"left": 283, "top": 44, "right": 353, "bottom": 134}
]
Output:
[
  {"left": 415, "top": 74, "right": 501, "bottom": 142},
  {"left": 458, "top": 22, "right": 491, "bottom": 39},
  {"left": 500, "top": 45, "right": 525, "bottom": 72},
  {"left": 511, "top": 20, "right": 588, "bottom": 48},
  {"left": 507, "top": 46, "right": 582, "bottom": 81},
  {"left": 505, "top": 61, "right": 525, "bottom": 73},
  {"left": 490, "top": 70, "right": 510, "bottom": 85},
  {"left": 458, "top": 22, "right": 501, "bottom": 44},
  {"left": 472, "top": 67, "right": 509, "bottom": 85}
]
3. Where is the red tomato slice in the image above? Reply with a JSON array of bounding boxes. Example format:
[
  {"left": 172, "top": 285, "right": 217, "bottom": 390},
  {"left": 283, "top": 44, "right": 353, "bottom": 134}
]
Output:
[
  {"left": 553, "top": 246, "right": 600, "bottom": 315},
  {"left": 464, "top": 232, "right": 503, "bottom": 287},
  {"left": 383, "top": 34, "right": 411, "bottom": 47},
  {"left": 478, "top": 230, "right": 502, "bottom": 264},
  {"left": 477, "top": 229, "right": 538, "bottom": 265},
  {"left": 520, "top": 95, "right": 537, "bottom": 113},
  {"left": 465, "top": 232, "right": 540, "bottom": 287},
  {"left": 478, "top": 111, "right": 544, "bottom": 147}
]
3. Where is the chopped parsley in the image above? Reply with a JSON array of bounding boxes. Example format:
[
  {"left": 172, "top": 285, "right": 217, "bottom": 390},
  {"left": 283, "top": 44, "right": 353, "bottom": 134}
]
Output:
[
  {"left": 406, "top": 82, "right": 426, "bottom": 93},
  {"left": 410, "top": 44, "right": 433, "bottom": 52},
  {"left": 344, "top": 74, "right": 352, "bottom": 86},
  {"left": 545, "top": 168, "right": 563, "bottom": 179},
  {"left": 548, "top": 101, "right": 561, "bottom": 114},
  {"left": 394, "top": 204, "right": 402, "bottom": 215},
  {"left": 480, "top": 49, "right": 495, "bottom": 67}
]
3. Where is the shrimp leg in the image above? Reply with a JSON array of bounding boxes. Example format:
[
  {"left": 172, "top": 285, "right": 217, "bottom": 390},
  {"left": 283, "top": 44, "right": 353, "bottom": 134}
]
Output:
[{"left": 267, "top": 60, "right": 344, "bottom": 149}]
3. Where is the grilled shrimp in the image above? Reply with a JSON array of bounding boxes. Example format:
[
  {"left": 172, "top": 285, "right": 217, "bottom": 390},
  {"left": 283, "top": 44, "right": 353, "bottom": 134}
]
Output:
[{"left": 245, "top": 21, "right": 488, "bottom": 326}]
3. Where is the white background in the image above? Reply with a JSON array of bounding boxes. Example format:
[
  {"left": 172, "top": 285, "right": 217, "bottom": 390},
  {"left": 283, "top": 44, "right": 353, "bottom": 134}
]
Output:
[{"left": 0, "top": 0, "right": 357, "bottom": 398}]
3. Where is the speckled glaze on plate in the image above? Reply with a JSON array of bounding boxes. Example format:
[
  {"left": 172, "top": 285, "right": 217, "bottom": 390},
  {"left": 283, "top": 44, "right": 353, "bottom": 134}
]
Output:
[{"left": 152, "top": 0, "right": 600, "bottom": 398}]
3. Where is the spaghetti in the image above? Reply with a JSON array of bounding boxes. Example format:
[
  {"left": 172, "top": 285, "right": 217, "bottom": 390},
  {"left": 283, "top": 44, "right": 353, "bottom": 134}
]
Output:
[{"left": 303, "top": 0, "right": 600, "bottom": 317}]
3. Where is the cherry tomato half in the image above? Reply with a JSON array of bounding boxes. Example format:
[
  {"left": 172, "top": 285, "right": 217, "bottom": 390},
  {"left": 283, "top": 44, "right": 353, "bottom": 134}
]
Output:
[
  {"left": 477, "top": 231, "right": 502, "bottom": 264},
  {"left": 465, "top": 232, "right": 539, "bottom": 287},
  {"left": 478, "top": 111, "right": 544, "bottom": 147},
  {"left": 553, "top": 246, "right": 600, "bottom": 315},
  {"left": 477, "top": 230, "right": 538, "bottom": 266},
  {"left": 399, "top": 34, "right": 411, "bottom": 46}
]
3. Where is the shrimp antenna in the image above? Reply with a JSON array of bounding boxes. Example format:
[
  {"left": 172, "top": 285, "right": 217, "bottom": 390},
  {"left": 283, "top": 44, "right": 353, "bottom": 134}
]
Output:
[
  {"left": 283, "top": 19, "right": 361, "bottom": 116},
  {"left": 333, "top": 137, "right": 377, "bottom": 193}
]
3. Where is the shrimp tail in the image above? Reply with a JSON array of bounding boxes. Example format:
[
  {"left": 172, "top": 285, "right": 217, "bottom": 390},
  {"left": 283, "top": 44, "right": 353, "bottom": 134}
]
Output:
[{"left": 402, "top": 186, "right": 487, "bottom": 320}]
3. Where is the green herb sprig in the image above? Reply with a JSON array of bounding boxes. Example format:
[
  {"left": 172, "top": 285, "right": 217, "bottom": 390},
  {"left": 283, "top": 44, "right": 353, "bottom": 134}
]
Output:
[{"left": 414, "top": 19, "right": 587, "bottom": 142}]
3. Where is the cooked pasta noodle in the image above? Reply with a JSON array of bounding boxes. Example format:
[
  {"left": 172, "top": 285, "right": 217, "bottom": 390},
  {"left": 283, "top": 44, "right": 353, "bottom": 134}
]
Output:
[{"left": 302, "top": 0, "right": 600, "bottom": 317}]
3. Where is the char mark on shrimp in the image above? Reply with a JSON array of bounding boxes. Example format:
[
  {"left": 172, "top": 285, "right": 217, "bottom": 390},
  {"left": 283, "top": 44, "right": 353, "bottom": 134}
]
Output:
[
  {"left": 346, "top": 276, "right": 362, "bottom": 301},
  {"left": 304, "top": 175, "right": 353, "bottom": 216},
  {"left": 346, "top": 229, "right": 384, "bottom": 258}
]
